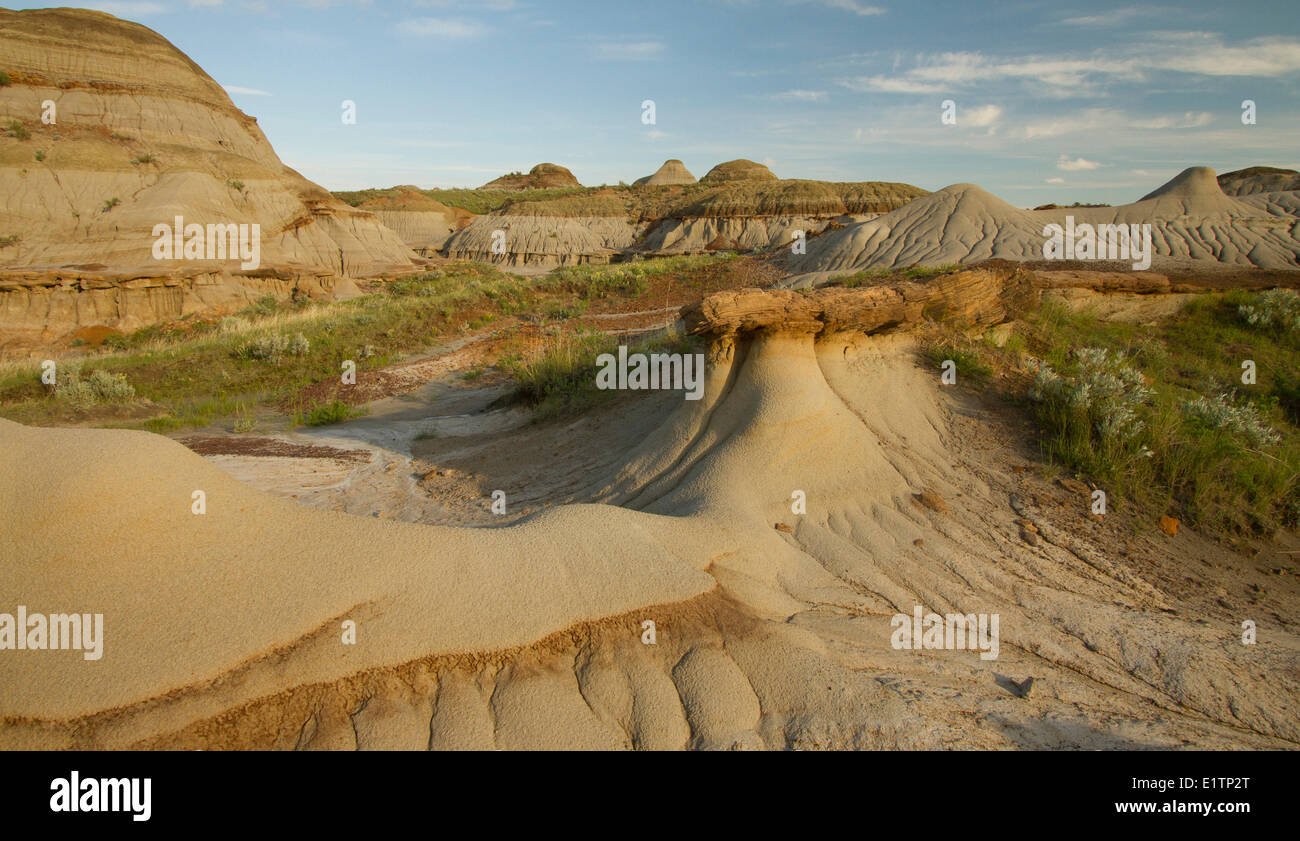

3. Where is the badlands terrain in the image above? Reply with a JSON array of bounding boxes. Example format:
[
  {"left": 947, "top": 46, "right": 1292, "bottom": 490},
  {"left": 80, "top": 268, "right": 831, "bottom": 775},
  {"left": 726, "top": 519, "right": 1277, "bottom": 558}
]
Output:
[{"left": 1, "top": 8, "right": 1299, "bottom": 750}]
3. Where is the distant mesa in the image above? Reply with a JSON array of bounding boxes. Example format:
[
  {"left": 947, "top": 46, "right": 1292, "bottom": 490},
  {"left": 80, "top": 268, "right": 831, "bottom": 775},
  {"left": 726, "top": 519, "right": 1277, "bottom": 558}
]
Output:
[
  {"left": 480, "top": 163, "right": 582, "bottom": 191},
  {"left": 699, "top": 159, "right": 778, "bottom": 183},
  {"left": 633, "top": 159, "right": 697, "bottom": 186}
]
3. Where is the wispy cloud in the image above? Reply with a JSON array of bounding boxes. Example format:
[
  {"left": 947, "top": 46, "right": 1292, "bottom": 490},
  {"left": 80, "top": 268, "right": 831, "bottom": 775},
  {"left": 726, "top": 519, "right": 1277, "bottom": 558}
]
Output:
[
  {"left": 794, "top": 0, "right": 887, "bottom": 16},
  {"left": 962, "top": 104, "right": 1002, "bottom": 127},
  {"left": 1045, "top": 177, "right": 1065, "bottom": 183},
  {"left": 222, "top": 84, "right": 272, "bottom": 96},
  {"left": 839, "top": 75, "right": 945, "bottom": 94},
  {"left": 414, "top": 0, "right": 515, "bottom": 9},
  {"left": 593, "top": 41, "right": 665, "bottom": 61},
  {"left": 1130, "top": 111, "right": 1214, "bottom": 129},
  {"left": 839, "top": 35, "right": 1300, "bottom": 98},
  {"left": 770, "top": 89, "right": 828, "bottom": 102},
  {"left": 1057, "top": 154, "right": 1102, "bottom": 171},
  {"left": 398, "top": 17, "right": 487, "bottom": 39}
]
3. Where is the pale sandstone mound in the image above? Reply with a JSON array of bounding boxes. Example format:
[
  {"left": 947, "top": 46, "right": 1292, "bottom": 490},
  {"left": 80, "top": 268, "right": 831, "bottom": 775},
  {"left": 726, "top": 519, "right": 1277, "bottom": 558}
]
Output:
[
  {"left": 3, "top": 264, "right": 1297, "bottom": 750},
  {"left": 634, "top": 159, "right": 696, "bottom": 186},
  {"left": 787, "top": 167, "right": 1300, "bottom": 276},
  {"left": 0, "top": 8, "right": 417, "bottom": 340},
  {"left": 700, "top": 159, "right": 777, "bottom": 183},
  {"left": 480, "top": 163, "right": 581, "bottom": 191}
]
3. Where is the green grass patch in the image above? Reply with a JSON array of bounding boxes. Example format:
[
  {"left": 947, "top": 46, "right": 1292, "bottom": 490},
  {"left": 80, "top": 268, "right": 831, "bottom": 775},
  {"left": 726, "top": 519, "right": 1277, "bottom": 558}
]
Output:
[
  {"left": 536, "top": 254, "right": 732, "bottom": 300},
  {"left": 932, "top": 291, "right": 1300, "bottom": 535},
  {"left": 503, "top": 327, "right": 700, "bottom": 422}
]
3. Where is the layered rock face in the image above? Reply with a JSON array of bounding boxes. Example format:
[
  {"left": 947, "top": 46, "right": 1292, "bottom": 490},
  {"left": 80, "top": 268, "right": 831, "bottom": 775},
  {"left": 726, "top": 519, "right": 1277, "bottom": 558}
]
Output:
[
  {"left": 442, "top": 214, "right": 638, "bottom": 269},
  {"left": 480, "top": 162, "right": 581, "bottom": 190},
  {"left": 356, "top": 188, "right": 472, "bottom": 256},
  {"left": 443, "top": 178, "right": 929, "bottom": 269},
  {"left": 0, "top": 8, "right": 417, "bottom": 345},
  {"left": 684, "top": 261, "right": 1038, "bottom": 336}
]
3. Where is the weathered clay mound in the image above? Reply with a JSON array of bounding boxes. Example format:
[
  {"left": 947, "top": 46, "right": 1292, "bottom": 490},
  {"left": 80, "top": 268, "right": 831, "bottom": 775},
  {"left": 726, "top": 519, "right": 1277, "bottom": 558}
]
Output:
[
  {"left": 786, "top": 168, "right": 1300, "bottom": 276},
  {"left": 1219, "top": 166, "right": 1300, "bottom": 196},
  {"left": 0, "top": 7, "right": 418, "bottom": 340},
  {"left": 0, "top": 8, "right": 415, "bottom": 276},
  {"left": 356, "top": 188, "right": 472, "bottom": 255},
  {"left": 480, "top": 163, "right": 582, "bottom": 191},
  {"left": 700, "top": 158, "right": 778, "bottom": 183},
  {"left": 442, "top": 214, "right": 637, "bottom": 268},
  {"left": 634, "top": 159, "right": 696, "bottom": 186}
]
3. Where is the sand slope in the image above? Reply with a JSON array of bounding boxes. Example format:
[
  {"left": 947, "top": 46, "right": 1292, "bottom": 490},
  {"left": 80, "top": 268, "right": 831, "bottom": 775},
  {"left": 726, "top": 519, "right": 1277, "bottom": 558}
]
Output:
[{"left": 3, "top": 274, "right": 1297, "bottom": 749}]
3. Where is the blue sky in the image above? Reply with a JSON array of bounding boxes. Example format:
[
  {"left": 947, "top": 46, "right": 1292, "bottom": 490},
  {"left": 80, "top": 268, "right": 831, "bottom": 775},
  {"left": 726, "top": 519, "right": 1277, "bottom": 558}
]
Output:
[{"left": 15, "top": 0, "right": 1300, "bottom": 205}]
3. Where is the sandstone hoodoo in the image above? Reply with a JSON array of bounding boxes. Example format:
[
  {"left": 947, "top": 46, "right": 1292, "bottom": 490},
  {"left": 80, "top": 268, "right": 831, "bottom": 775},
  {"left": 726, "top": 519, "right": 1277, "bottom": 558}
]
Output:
[
  {"left": 699, "top": 158, "right": 778, "bottom": 183},
  {"left": 480, "top": 162, "right": 582, "bottom": 191},
  {"left": 0, "top": 7, "right": 418, "bottom": 344},
  {"left": 633, "top": 159, "right": 697, "bottom": 186}
]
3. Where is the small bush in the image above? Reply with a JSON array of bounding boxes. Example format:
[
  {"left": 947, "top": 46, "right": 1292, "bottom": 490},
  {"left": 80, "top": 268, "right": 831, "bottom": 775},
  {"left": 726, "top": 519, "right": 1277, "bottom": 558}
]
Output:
[
  {"left": 130, "top": 153, "right": 155, "bottom": 164},
  {"left": 235, "top": 332, "right": 310, "bottom": 362},
  {"left": 1028, "top": 348, "right": 1153, "bottom": 476},
  {"left": 226, "top": 179, "right": 245, "bottom": 191},
  {"left": 304, "top": 399, "right": 354, "bottom": 426},
  {"left": 101, "top": 197, "right": 121, "bottom": 212},
  {"left": 1238, "top": 289, "right": 1300, "bottom": 334},
  {"left": 1182, "top": 392, "right": 1281, "bottom": 447},
  {"left": 6, "top": 119, "right": 30, "bottom": 141},
  {"left": 56, "top": 365, "right": 136, "bottom": 410},
  {"left": 0, "top": 234, "right": 19, "bottom": 249},
  {"left": 0, "top": 71, "right": 11, "bottom": 87},
  {"left": 34, "top": 149, "right": 45, "bottom": 162},
  {"left": 245, "top": 294, "right": 279, "bottom": 317},
  {"left": 220, "top": 316, "right": 251, "bottom": 333}
]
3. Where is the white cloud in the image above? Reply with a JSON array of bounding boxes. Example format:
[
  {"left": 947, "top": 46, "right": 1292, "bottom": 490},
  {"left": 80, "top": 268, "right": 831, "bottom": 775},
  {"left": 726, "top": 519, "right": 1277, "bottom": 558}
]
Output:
[
  {"left": 1129, "top": 111, "right": 1214, "bottom": 129},
  {"left": 415, "top": 0, "right": 515, "bottom": 8},
  {"left": 962, "top": 104, "right": 1002, "bottom": 127},
  {"left": 795, "top": 0, "right": 887, "bottom": 15},
  {"left": 222, "top": 85, "right": 272, "bottom": 96},
  {"left": 842, "top": 35, "right": 1300, "bottom": 97},
  {"left": 770, "top": 89, "right": 829, "bottom": 102},
  {"left": 594, "top": 42, "right": 665, "bottom": 61},
  {"left": 838, "top": 75, "right": 945, "bottom": 94},
  {"left": 1045, "top": 177, "right": 1065, "bottom": 184},
  {"left": 1057, "top": 154, "right": 1102, "bottom": 171},
  {"left": 398, "top": 17, "right": 486, "bottom": 38}
]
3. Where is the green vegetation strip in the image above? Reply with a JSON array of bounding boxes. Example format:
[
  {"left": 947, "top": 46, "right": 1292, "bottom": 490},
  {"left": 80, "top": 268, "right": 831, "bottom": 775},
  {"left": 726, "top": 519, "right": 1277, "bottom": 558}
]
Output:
[{"left": 925, "top": 289, "right": 1300, "bottom": 535}]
